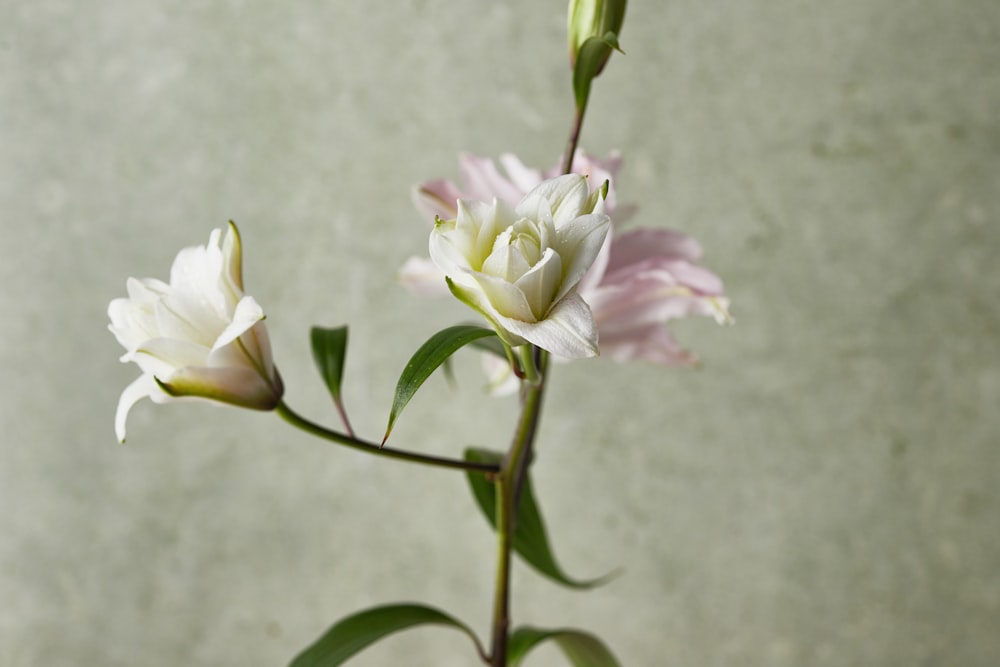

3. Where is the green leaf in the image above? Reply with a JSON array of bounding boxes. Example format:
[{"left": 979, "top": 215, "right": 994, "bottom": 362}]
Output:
[
  {"left": 464, "top": 448, "right": 615, "bottom": 589},
  {"left": 289, "top": 603, "right": 485, "bottom": 667},
  {"left": 572, "top": 32, "right": 623, "bottom": 111},
  {"left": 508, "top": 626, "right": 622, "bottom": 667},
  {"left": 383, "top": 325, "right": 497, "bottom": 444},
  {"left": 310, "top": 326, "right": 349, "bottom": 401}
]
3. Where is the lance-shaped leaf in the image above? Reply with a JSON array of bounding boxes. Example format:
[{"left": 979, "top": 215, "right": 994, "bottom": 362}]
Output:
[
  {"left": 464, "top": 448, "right": 615, "bottom": 589},
  {"left": 383, "top": 325, "right": 498, "bottom": 444},
  {"left": 311, "top": 326, "right": 349, "bottom": 401},
  {"left": 310, "top": 325, "right": 354, "bottom": 434},
  {"left": 288, "top": 603, "right": 486, "bottom": 667},
  {"left": 508, "top": 626, "right": 622, "bottom": 667}
]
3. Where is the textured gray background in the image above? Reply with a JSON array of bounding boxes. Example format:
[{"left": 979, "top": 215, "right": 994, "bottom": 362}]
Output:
[{"left": 3, "top": 1, "right": 999, "bottom": 665}]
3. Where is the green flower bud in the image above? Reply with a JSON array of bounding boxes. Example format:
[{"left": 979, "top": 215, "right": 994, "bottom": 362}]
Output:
[{"left": 567, "top": 0, "right": 627, "bottom": 72}]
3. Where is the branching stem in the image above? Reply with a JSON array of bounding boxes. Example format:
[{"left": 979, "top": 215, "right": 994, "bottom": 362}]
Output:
[{"left": 275, "top": 401, "right": 500, "bottom": 475}]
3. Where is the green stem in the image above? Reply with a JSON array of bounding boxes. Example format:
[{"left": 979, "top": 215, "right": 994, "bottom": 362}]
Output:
[
  {"left": 332, "top": 395, "right": 356, "bottom": 438},
  {"left": 275, "top": 401, "right": 500, "bottom": 475},
  {"left": 561, "top": 105, "right": 586, "bottom": 175},
  {"left": 518, "top": 344, "right": 541, "bottom": 386},
  {"left": 489, "top": 474, "right": 513, "bottom": 667},
  {"left": 512, "top": 350, "right": 547, "bottom": 511},
  {"left": 489, "top": 348, "right": 549, "bottom": 667}
]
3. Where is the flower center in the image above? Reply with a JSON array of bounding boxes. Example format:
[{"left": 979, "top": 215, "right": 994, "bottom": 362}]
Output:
[
  {"left": 482, "top": 218, "right": 552, "bottom": 284},
  {"left": 509, "top": 227, "right": 542, "bottom": 268}
]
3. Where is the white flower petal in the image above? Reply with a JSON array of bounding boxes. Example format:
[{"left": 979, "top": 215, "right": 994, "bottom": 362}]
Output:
[
  {"left": 125, "top": 276, "right": 168, "bottom": 301},
  {"left": 517, "top": 174, "right": 591, "bottom": 226},
  {"left": 477, "top": 199, "right": 517, "bottom": 262},
  {"left": 552, "top": 212, "right": 611, "bottom": 302},
  {"left": 495, "top": 291, "right": 599, "bottom": 359},
  {"left": 214, "top": 296, "right": 264, "bottom": 351},
  {"left": 575, "top": 228, "right": 613, "bottom": 295},
  {"left": 109, "top": 298, "right": 157, "bottom": 352},
  {"left": 135, "top": 338, "right": 210, "bottom": 372},
  {"left": 429, "top": 218, "right": 474, "bottom": 279},
  {"left": 154, "top": 297, "right": 214, "bottom": 348},
  {"left": 469, "top": 270, "right": 536, "bottom": 323},
  {"left": 482, "top": 228, "right": 533, "bottom": 283},
  {"left": 445, "top": 278, "right": 527, "bottom": 347},
  {"left": 169, "top": 242, "right": 213, "bottom": 296},
  {"left": 114, "top": 373, "right": 160, "bottom": 442},
  {"left": 513, "top": 248, "right": 562, "bottom": 320}
]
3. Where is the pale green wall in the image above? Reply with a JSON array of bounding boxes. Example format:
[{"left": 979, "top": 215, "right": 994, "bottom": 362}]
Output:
[{"left": 3, "top": 1, "right": 999, "bottom": 665}]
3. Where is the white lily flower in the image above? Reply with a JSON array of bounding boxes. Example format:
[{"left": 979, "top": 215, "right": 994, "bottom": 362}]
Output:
[
  {"left": 108, "top": 222, "right": 283, "bottom": 442},
  {"left": 407, "top": 151, "right": 730, "bottom": 383},
  {"left": 429, "top": 174, "right": 610, "bottom": 359}
]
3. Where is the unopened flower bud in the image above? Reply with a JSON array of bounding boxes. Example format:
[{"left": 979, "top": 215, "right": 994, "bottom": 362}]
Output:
[{"left": 567, "top": 0, "right": 627, "bottom": 72}]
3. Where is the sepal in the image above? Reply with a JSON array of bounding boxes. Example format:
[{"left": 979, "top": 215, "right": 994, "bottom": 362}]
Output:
[{"left": 572, "top": 32, "right": 625, "bottom": 111}]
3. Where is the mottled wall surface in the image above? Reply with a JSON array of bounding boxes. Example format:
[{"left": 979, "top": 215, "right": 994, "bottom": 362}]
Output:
[{"left": 3, "top": 1, "right": 999, "bottom": 665}]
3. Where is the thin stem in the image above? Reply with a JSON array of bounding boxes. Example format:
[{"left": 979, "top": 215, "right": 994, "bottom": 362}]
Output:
[
  {"left": 275, "top": 401, "right": 500, "bottom": 475},
  {"left": 489, "top": 348, "right": 548, "bottom": 667},
  {"left": 561, "top": 105, "right": 586, "bottom": 175},
  {"left": 489, "top": 474, "right": 513, "bottom": 667},
  {"left": 332, "top": 396, "right": 356, "bottom": 438},
  {"left": 518, "top": 344, "right": 541, "bottom": 386},
  {"left": 512, "top": 350, "right": 547, "bottom": 512}
]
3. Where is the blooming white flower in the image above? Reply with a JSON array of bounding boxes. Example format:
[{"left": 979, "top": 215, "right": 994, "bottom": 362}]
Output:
[
  {"left": 108, "top": 222, "right": 283, "bottom": 441},
  {"left": 404, "top": 151, "right": 731, "bottom": 384},
  {"left": 401, "top": 150, "right": 632, "bottom": 296},
  {"left": 429, "top": 174, "right": 611, "bottom": 359}
]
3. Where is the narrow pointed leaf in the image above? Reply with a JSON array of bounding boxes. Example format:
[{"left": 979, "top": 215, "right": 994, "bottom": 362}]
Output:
[
  {"left": 289, "top": 603, "right": 485, "bottom": 667},
  {"left": 383, "top": 325, "right": 497, "bottom": 443},
  {"left": 508, "top": 626, "right": 622, "bottom": 667},
  {"left": 464, "top": 448, "right": 615, "bottom": 589},
  {"left": 310, "top": 326, "right": 349, "bottom": 400}
]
